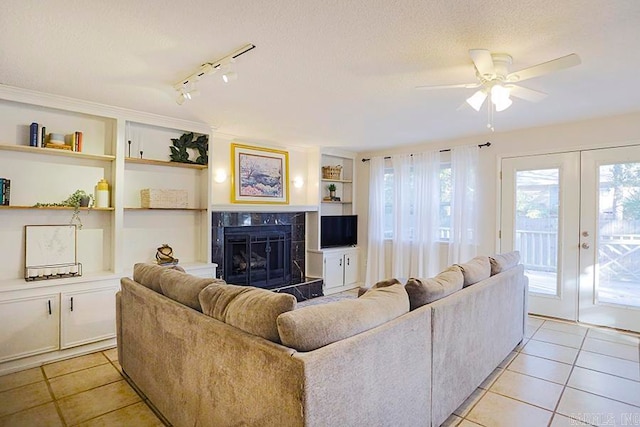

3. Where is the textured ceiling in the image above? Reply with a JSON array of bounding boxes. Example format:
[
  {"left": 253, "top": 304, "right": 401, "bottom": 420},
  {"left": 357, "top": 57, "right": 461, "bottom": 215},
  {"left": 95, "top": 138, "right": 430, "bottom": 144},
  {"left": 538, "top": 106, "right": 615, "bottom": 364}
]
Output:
[{"left": 1, "top": 0, "right": 639, "bottom": 151}]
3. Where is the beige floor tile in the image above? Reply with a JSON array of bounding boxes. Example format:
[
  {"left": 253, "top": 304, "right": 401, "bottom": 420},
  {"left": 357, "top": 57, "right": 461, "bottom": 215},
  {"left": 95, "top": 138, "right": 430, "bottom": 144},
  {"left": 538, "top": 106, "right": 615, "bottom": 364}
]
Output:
[
  {"left": 490, "top": 369, "right": 563, "bottom": 410},
  {"left": 549, "top": 413, "right": 595, "bottom": 426},
  {"left": 57, "top": 380, "right": 141, "bottom": 426},
  {"left": 507, "top": 353, "right": 572, "bottom": 384},
  {"left": 582, "top": 337, "right": 639, "bottom": 362},
  {"left": 74, "top": 402, "right": 163, "bottom": 427},
  {"left": 540, "top": 320, "right": 589, "bottom": 337},
  {"left": 0, "top": 381, "right": 52, "bottom": 418},
  {"left": 111, "top": 360, "right": 123, "bottom": 374},
  {"left": 466, "top": 391, "right": 552, "bottom": 427},
  {"left": 522, "top": 339, "right": 579, "bottom": 364},
  {"left": 576, "top": 350, "right": 640, "bottom": 381},
  {"left": 498, "top": 351, "right": 517, "bottom": 368},
  {"left": 49, "top": 363, "right": 123, "bottom": 399},
  {"left": 478, "top": 368, "right": 503, "bottom": 390},
  {"left": 440, "top": 413, "right": 462, "bottom": 427},
  {"left": 102, "top": 348, "right": 118, "bottom": 362},
  {"left": 0, "top": 402, "right": 62, "bottom": 427},
  {"left": 453, "top": 388, "right": 485, "bottom": 417},
  {"left": 525, "top": 324, "right": 539, "bottom": 338},
  {"left": 514, "top": 338, "right": 529, "bottom": 352},
  {"left": 526, "top": 316, "right": 545, "bottom": 327},
  {"left": 458, "top": 420, "right": 484, "bottom": 427},
  {"left": 588, "top": 328, "right": 640, "bottom": 346},
  {"left": 0, "top": 368, "right": 44, "bottom": 393},
  {"left": 557, "top": 387, "right": 640, "bottom": 426},
  {"left": 568, "top": 366, "right": 640, "bottom": 407},
  {"left": 43, "top": 353, "right": 110, "bottom": 379},
  {"left": 531, "top": 328, "right": 585, "bottom": 349}
]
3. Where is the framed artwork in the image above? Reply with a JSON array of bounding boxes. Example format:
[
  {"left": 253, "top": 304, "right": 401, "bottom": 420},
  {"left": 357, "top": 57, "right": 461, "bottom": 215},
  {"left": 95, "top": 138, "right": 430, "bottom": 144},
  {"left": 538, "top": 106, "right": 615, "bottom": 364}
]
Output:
[
  {"left": 24, "top": 224, "right": 82, "bottom": 281},
  {"left": 231, "top": 143, "right": 289, "bottom": 204}
]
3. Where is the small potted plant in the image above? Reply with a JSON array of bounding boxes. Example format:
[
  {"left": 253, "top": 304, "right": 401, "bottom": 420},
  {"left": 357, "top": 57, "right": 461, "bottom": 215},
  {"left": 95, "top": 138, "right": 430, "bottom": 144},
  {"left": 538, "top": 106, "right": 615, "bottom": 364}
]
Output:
[
  {"left": 327, "top": 183, "right": 337, "bottom": 199},
  {"left": 34, "top": 189, "right": 94, "bottom": 229}
]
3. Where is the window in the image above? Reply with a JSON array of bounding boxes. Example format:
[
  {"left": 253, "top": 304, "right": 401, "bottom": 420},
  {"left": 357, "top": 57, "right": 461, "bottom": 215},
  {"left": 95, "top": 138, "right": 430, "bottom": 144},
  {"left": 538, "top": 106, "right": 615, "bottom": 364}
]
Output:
[{"left": 382, "top": 161, "right": 452, "bottom": 241}]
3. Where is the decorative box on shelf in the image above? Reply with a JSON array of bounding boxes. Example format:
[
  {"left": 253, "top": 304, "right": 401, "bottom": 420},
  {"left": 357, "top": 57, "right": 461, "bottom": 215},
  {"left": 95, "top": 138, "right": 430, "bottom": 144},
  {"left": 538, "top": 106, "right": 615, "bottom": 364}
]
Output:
[
  {"left": 322, "top": 165, "right": 342, "bottom": 180},
  {"left": 140, "top": 189, "right": 188, "bottom": 208}
]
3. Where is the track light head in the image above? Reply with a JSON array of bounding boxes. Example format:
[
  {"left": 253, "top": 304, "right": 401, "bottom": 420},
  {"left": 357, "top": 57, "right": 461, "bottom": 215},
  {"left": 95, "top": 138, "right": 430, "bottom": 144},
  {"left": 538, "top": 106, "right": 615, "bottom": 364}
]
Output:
[{"left": 222, "top": 71, "right": 237, "bottom": 83}]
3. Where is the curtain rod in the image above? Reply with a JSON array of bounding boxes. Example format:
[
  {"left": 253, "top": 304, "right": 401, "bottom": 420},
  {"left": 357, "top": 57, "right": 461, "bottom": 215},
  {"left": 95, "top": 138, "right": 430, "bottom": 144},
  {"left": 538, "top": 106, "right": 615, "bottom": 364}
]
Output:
[{"left": 360, "top": 142, "right": 491, "bottom": 162}]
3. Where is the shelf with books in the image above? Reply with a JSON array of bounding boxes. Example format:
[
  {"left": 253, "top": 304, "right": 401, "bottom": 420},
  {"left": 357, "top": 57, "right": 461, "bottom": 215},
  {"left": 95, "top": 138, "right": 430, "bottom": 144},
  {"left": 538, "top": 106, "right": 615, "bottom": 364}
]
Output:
[{"left": 0, "top": 143, "right": 116, "bottom": 161}]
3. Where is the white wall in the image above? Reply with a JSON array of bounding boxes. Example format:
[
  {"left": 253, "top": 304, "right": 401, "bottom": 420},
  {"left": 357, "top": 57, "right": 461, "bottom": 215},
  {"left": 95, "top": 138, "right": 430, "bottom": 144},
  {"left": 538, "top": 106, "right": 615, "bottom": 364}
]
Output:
[
  {"left": 355, "top": 112, "right": 640, "bottom": 284},
  {"left": 210, "top": 134, "right": 317, "bottom": 207}
]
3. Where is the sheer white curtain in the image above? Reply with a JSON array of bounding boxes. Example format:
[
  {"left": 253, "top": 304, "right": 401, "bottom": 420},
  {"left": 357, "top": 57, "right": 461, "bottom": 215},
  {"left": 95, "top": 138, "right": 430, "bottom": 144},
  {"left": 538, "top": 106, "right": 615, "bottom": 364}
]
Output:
[
  {"left": 447, "top": 144, "right": 479, "bottom": 264},
  {"left": 365, "top": 151, "right": 440, "bottom": 284},
  {"left": 365, "top": 156, "right": 386, "bottom": 284}
]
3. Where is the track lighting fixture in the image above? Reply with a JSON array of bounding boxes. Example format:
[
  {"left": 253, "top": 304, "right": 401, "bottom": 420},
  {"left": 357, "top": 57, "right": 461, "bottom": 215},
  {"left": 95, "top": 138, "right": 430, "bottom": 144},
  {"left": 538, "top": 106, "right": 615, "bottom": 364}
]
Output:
[{"left": 173, "top": 43, "right": 255, "bottom": 105}]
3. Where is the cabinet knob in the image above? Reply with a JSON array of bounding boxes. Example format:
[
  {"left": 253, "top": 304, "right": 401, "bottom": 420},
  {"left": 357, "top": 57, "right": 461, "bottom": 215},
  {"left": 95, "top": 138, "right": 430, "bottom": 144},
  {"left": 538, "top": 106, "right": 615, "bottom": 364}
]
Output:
[{"left": 339, "top": 258, "right": 342, "bottom": 267}]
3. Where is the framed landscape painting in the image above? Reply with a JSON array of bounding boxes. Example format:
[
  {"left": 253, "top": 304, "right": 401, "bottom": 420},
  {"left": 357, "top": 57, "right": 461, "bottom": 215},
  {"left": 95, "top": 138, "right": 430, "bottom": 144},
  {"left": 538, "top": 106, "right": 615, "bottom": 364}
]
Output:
[{"left": 231, "top": 143, "right": 289, "bottom": 204}]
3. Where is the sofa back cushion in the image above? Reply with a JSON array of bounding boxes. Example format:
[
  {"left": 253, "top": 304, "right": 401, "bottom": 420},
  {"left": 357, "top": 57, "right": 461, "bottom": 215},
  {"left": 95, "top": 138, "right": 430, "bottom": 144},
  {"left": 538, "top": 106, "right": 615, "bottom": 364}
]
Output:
[
  {"left": 489, "top": 251, "right": 521, "bottom": 275},
  {"left": 158, "top": 269, "right": 220, "bottom": 312},
  {"left": 277, "top": 284, "right": 409, "bottom": 351},
  {"left": 132, "top": 263, "right": 187, "bottom": 294},
  {"left": 405, "top": 265, "right": 464, "bottom": 310},
  {"left": 357, "top": 278, "right": 401, "bottom": 297},
  {"left": 199, "top": 283, "right": 296, "bottom": 343},
  {"left": 457, "top": 256, "right": 491, "bottom": 287}
]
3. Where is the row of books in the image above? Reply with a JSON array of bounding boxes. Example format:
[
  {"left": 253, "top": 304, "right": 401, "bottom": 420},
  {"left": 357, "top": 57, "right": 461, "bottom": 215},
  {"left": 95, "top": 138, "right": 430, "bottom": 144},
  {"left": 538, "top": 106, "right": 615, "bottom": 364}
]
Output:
[
  {"left": 29, "top": 123, "right": 84, "bottom": 152},
  {"left": 0, "top": 178, "right": 10, "bottom": 206}
]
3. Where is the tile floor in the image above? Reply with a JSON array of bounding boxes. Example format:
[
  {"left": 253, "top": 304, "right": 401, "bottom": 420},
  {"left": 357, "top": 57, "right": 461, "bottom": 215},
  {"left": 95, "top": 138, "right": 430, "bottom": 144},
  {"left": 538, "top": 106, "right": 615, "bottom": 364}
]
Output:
[{"left": 0, "top": 315, "right": 639, "bottom": 426}]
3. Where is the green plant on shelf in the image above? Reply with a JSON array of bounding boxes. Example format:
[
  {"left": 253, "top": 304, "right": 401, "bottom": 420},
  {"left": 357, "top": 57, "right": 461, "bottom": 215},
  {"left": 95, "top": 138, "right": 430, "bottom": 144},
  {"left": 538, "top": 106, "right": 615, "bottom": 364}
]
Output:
[{"left": 34, "top": 189, "right": 94, "bottom": 229}]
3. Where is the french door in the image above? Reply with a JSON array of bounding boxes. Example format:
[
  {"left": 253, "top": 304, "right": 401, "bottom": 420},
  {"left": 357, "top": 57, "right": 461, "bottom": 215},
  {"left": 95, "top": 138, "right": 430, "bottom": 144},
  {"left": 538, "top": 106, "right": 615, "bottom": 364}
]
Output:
[{"left": 501, "top": 146, "right": 640, "bottom": 332}]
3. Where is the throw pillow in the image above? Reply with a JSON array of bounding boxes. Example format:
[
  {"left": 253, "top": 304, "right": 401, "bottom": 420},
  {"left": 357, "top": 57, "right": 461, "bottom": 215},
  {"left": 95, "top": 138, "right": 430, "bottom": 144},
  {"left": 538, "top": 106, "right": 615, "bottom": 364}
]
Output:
[
  {"left": 456, "top": 256, "right": 491, "bottom": 287},
  {"left": 277, "top": 283, "right": 409, "bottom": 352},
  {"left": 132, "top": 263, "right": 168, "bottom": 294},
  {"left": 405, "top": 265, "right": 463, "bottom": 310},
  {"left": 357, "top": 278, "right": 401, "bottom": 297},
  {"left": 489, "top": 251, "right": 521, "bottom": 275},
  {"left": 199, "top": 283, "right": 296, "bottom": 343},
  {"left": 158, "top": 269, "right": 220, "bottom": 311}
]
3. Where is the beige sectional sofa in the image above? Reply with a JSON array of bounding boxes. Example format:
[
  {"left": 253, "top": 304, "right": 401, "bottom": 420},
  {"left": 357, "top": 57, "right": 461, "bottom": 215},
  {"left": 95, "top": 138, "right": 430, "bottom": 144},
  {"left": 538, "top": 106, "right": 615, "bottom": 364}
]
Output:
[{"left": 116, "top": 254, "right": 527, "bottom": 427}]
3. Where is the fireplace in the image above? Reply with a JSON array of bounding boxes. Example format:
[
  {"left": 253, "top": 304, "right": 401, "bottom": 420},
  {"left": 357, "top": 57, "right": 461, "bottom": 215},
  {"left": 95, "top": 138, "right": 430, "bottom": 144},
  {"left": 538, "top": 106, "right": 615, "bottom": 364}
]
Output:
[
  {"left": 224, "top": 225, "right": 291, "bottom": 289},
  {"left": 212, "top": 211, "right": 323, "bottom": 301}
]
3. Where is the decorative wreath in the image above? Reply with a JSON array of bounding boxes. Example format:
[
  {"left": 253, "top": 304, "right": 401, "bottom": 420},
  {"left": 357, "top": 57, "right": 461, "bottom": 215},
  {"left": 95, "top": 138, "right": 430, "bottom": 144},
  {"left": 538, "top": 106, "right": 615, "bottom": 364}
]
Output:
[{"left": 169, "top": 132, "right": 209, "bottom": 165}]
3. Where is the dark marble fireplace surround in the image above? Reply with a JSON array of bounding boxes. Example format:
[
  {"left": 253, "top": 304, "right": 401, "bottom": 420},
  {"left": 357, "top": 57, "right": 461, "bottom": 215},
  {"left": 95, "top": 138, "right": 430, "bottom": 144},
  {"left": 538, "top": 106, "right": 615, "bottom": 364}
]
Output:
[{"left": 211, "top": 211, "right": 322, "bottom": 301}]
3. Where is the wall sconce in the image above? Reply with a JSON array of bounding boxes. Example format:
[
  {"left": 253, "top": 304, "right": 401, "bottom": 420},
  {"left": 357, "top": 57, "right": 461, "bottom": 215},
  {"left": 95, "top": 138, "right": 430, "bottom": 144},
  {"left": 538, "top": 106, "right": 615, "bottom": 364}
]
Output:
[
  {"left": 214, "top": 169, "right": 227, "bottom": 183},
  {"left": 293, "top": 177, "right": 304, "bottom": 188}
]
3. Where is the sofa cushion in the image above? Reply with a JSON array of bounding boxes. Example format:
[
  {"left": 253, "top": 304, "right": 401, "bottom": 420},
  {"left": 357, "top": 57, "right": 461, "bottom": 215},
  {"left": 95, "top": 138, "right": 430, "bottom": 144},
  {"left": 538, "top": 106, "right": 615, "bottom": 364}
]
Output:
[
  {"left": 158, "top": 269, "right": 220, "bottom": 311},
  {"left": 405, "top": 265, "right": 464, "bottom": 310},
  {"left": 357, "top": 278, "right": 401, "bottom": 297},
  {"left": 277, "top": 283, "right": 409, "bottom": 351},
  {"left": 457, "top": 256, "right": 491, "bottom": 287},
  {"left": 199, "top": 283, "right": 296, "bottom": 343},
  {"left": 489, "top": 251, "right": 521, "bottom": 275},
  {"left": 132, "top": 263, "right": 187, "bottom": 294}
]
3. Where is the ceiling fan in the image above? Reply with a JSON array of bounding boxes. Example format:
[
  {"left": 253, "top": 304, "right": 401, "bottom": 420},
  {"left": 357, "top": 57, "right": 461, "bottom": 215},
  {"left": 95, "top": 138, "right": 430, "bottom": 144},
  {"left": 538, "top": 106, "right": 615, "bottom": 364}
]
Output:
[{"left": 416, "top": 49, "right": 581, "bottom": 112}]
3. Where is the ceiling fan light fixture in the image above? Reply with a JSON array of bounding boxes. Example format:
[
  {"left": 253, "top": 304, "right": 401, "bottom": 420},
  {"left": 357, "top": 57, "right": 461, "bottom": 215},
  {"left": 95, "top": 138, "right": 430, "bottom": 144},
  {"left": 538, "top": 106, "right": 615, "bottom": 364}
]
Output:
[
  {"left": 466, "top": 90, "right": 487, "bottom": 111},
  {"left": 490, "top": 84, "right": 510, "bottom": 104},
  {"left": 494, "top": 97, "right": 512, "bottom": 112}
]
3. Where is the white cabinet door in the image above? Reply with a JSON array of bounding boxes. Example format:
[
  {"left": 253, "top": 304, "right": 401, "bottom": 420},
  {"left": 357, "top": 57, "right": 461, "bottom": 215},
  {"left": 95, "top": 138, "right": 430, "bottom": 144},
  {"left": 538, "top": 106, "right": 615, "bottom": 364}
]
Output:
[
  {"left": 343, "top": 251, "right": 359, "bottom": 286},
  {"left": 0, "top": 295, "right": 59, "bottom": 363},
  {"left": 60, "top": 287, "right": 118, "bottom": 349},
  {"left": 324, "top": 252, "right": 345, "bottom": 289}
]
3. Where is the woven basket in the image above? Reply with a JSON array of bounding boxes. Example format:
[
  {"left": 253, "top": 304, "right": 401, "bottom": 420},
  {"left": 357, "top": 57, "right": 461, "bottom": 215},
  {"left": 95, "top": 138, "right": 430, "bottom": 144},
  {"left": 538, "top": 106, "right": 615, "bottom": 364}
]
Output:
[
  {"left": 140, "top": 189, "right": 188, "bottom": 208},
  {"left": 322, "top": 165, "right": 342, "bottom": 180}
]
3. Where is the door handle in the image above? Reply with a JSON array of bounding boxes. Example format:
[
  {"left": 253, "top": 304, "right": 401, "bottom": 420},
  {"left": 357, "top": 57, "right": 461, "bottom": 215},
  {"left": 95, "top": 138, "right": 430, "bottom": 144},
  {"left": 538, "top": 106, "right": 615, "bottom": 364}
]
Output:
[
  {"left": 48, "top": 300, "right": 52, "bottom": 315},
  {"left": 339, "top": 259, "right": 342, "bottom": 267},
  {"left": 581, "top": 243, "right": 590, "bottom": 249},
  {"left": 70, "top": 297, "right": 74, "bottom": 312}
]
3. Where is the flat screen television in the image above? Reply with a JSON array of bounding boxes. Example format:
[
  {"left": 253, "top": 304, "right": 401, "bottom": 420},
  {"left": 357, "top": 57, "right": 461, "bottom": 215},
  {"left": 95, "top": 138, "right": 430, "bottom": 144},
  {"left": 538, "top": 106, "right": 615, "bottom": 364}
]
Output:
[{"left": 321, "top": 215, "right": 358, "bottom": 248}]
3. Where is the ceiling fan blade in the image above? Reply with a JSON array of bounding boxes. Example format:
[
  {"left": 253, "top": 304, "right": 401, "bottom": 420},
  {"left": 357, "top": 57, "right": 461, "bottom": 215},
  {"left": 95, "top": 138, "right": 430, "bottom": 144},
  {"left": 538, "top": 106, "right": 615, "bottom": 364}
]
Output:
[
  {"left": 469, "top": 49, "right": 495, "bottom": 79},
  {"left": 507, "top": 53, "right": 581, "bottom": 82},
  {"left": 415, "top": 83, "right": 481, "bottom": 90},
  {"left": 507, "top": 85, "right": 548, "bottom": 102}
]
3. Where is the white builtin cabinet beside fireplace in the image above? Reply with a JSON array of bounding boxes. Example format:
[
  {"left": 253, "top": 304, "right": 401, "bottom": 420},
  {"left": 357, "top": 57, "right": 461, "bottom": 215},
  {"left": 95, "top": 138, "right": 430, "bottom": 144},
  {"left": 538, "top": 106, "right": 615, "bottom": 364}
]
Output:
[{"left": 0, "top": 84, "right": 216, "bottom": 375}]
